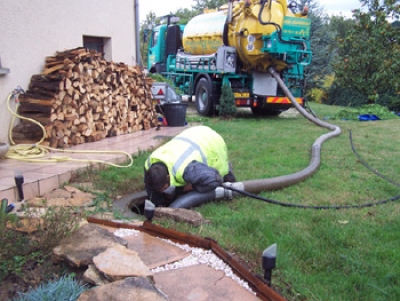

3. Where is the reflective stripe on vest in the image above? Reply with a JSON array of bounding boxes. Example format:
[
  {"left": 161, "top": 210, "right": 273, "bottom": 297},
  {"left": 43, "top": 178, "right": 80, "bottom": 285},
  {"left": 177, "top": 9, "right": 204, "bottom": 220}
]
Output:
[
  {"left": 145, "top": 136, "right": 208, "bottom": 176},
  {"left": 172, "top": 136, "right": 207, "bottom": 176}
]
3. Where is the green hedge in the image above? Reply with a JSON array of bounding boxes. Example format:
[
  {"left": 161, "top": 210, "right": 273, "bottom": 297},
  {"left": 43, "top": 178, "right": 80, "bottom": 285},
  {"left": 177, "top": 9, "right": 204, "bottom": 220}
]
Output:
[
  {"left": 326, "top": 84, "right": 400, "bottom": 112},
  {"left": 326, "top": 84, "right": 367, "bottom": 107},
  {"left": 376, "top": 89, "right": 400, "bottom": 112}
]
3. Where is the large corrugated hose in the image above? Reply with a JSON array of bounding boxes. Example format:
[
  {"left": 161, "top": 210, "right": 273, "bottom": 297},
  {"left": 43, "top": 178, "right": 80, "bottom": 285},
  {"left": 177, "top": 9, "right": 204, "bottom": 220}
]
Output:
[
  {"left": 240, "top": 67, "right": 341, "bottom": 193},
  {"left": 169, "top": 67, "right": 341, "bottom": 208},
  {"left": 169, "top": 190, "right": 216, "bottom": 208}
]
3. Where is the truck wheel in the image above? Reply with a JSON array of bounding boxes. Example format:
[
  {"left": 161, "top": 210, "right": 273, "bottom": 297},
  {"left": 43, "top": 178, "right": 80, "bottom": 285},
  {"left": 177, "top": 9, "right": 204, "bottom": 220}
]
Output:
[{"left": 195, "top": 78, "right": 214, "bottom": 116}]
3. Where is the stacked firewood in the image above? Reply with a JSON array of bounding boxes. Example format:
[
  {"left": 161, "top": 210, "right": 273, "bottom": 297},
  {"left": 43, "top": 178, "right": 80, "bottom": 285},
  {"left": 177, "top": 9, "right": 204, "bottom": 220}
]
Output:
[{"left": 13, "top": 47, "right": 157, "bottom": 148}]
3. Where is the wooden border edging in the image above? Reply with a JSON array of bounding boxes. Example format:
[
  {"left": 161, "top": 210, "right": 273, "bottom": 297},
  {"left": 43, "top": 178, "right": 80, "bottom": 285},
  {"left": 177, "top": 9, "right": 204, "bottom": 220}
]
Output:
[{"left": 87, "top": 216, "right": 287, "bottom": 301}]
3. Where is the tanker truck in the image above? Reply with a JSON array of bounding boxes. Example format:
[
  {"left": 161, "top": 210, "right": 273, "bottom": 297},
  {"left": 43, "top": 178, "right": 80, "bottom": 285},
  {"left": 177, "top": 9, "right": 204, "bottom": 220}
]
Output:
[{"left": 146, "top": 0, "right": 312, "bottom": 116}]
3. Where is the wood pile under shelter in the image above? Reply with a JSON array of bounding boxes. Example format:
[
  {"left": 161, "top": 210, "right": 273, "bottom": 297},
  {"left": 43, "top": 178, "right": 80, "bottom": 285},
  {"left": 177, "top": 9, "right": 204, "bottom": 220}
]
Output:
[{"left": 13, "top": 47, "right": 158, "bottom": 148}]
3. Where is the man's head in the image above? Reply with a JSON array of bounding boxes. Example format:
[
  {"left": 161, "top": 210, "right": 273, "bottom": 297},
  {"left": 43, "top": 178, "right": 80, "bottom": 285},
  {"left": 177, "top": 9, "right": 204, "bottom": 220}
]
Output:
[{"left": 144, "top": 163, "right": 170, "bottom": 192}]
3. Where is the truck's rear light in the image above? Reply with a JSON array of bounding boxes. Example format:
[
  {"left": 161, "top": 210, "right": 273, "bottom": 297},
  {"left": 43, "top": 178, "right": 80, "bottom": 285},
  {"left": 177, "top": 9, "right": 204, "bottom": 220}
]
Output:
[{"left": 235, "top": 99, "right": 252, "bottom": 106}]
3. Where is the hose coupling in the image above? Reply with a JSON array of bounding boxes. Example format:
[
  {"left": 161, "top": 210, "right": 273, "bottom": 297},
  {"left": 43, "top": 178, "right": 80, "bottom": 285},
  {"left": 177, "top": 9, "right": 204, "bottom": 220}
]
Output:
[
  {"left": 221, "top": 182, "right": 245, "bottom": 199},
  {"left": 215, "top": 186, "right": 237, "bottom": 200},
  {"left": 215, "top": 186, "right": 230, "bottom": 200}
]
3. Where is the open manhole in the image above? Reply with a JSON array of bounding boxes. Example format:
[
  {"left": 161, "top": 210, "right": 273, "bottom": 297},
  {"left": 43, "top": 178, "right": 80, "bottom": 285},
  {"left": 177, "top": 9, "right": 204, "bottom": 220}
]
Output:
[
  {"left": 130, "top": 198, "right": 146, "bottom": 215},
  {"left": 112, "top": 191, "right": 148, "bottom": 217}
]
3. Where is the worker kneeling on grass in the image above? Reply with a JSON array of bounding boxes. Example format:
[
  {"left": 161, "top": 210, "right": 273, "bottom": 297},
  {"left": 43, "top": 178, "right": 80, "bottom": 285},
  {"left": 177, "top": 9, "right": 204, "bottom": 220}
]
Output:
[{"left": 144, "top": 125, "right": 236, "bottom": 207}]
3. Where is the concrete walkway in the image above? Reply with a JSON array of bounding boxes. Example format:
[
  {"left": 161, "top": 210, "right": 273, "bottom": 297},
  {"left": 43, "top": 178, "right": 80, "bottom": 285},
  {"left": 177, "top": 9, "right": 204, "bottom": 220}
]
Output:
[{"left": 0, "top": 125, "right": 188, "bottom": 204}]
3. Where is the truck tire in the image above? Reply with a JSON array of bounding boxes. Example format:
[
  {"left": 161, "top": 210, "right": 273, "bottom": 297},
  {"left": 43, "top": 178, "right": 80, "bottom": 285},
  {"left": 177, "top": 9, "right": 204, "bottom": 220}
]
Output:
[{"left": 195, "top": 78, "right": 215, "bottom": 116}]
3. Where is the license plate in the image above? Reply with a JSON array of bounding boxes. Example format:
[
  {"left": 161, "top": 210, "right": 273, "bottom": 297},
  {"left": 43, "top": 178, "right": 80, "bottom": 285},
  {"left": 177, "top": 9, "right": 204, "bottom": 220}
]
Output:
[{"left": 234, "top": 92, "right": 250, "bottom": 98}]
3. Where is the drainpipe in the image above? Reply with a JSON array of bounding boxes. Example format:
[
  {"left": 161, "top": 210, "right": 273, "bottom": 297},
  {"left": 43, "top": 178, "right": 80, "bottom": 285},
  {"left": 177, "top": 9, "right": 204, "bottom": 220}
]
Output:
[{"left": 134, "top": 0, "right": 142, "bottom": 66}]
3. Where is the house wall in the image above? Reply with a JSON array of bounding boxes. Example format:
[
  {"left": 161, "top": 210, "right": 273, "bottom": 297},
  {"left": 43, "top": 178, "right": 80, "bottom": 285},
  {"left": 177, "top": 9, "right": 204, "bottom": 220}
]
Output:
[{"left": 0, "top": 0, "right": 138, "bottom": 143}]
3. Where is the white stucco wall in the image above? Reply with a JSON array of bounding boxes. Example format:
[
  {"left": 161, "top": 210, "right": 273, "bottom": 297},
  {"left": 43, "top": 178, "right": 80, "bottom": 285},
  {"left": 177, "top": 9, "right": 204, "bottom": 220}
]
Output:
[{"left": 0, "top": 0, "right": 137, "bottom": 143}]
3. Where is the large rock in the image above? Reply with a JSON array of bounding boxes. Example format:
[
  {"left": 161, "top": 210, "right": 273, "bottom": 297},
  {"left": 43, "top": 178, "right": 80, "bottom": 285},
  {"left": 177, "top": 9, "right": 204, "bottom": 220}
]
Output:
[
  {"left": 27, "top": 197, "right": 70, "bottom": 207},
  {"left": 83, "top": 264, "right": 110, "bottom": 286},
  {"left": 6, "top": 216, "right": 43, "bottom": 234},
  {"left": 155, "top": 207, "right": 210, "bottom": 226},
  {"left": 77, "top": 277, "right": 168, "bottom": 301},
  {"left": 31, "top": 186, "right": 96, "bottom": 207},
  {"left": 92, "top": 244, "right": 153, "bottom": 281},
  {"left": 53, "top": 223, "right": 127, "bottom": 267}
]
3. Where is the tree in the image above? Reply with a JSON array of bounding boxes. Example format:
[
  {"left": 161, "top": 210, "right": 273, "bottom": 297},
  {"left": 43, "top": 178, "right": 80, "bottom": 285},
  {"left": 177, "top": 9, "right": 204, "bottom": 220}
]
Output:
[
  {"left": 305, "top": 15, "right": 356, "bottom": 104},
  {"left": 328, "top": 15, "right": 356, "bottom": 58},
  {"left": 139, "top": 12, "right": 159, "bottom": 68},
  {"left": 297, "top": 0, "right": 335, "bottom": 91},
  {"left": 192, "top": 0, "right": 227, "bottom": 14},
  {"left": 174, "top": 7, "right": 197, "bottom": 24},
  {"left": 334, "top": 0, "right": 400, "bottom": 102}
]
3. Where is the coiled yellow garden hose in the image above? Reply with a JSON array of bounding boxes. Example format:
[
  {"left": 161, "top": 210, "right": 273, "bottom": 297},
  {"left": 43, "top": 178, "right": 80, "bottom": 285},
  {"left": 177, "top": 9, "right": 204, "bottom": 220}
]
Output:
[{"left": 5, "top": 88, "right": 133, "bottom": 168}]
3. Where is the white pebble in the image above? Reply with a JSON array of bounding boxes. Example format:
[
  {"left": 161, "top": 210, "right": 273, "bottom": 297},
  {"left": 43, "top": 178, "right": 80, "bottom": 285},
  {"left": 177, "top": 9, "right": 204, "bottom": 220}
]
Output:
[{"left": 113, "top": 228, "right": 140, "bottom": 237}]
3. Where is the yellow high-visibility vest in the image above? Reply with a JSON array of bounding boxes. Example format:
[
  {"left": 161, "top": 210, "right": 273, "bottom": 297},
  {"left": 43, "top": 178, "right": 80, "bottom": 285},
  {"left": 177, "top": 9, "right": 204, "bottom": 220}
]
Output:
[{"left": 145, "top": 126, "right": 229, "bottom": 187}]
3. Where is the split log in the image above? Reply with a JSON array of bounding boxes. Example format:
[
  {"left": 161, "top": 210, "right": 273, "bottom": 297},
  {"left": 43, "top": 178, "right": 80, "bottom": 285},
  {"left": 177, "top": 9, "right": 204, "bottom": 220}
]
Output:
[{"left": 12, "top": 47, "right": 159, "bottom": 147}]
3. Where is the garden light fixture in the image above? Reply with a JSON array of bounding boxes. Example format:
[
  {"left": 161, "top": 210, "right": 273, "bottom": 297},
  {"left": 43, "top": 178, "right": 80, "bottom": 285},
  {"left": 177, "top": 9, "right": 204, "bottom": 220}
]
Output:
[
  {"left": 14, "top": 171, "right": 24, "bottom": 202},
  {"left": 144, "top": 199, "right": 155, "bottom": 222},
  {"left": 262, "top": 243, "right": 277, "bottom": 286}
]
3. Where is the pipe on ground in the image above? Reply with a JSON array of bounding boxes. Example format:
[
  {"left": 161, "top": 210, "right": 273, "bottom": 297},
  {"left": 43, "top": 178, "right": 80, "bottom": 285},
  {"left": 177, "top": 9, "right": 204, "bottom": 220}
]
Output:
[
  {"left": 169, "top": 185, "right": 241, "bottom": 208},
  {"left": 169, "top": 67, "right": 341, "bottom": 208},
  {"left": 241, "top": 68, "right": 341, "bottom": 193}
]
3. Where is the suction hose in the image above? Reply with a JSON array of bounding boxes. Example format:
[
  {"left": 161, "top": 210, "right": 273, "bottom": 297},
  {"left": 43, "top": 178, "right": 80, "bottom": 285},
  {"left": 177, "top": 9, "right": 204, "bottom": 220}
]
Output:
[
  {"left": 170, "top": 67, "right": 341, "bottom": 208},
  {"left": 169, "top": 186, "right": 236, "bottom": 208},
  {"left": 241, "top": 68, "right": 341, "bottom": 193}
]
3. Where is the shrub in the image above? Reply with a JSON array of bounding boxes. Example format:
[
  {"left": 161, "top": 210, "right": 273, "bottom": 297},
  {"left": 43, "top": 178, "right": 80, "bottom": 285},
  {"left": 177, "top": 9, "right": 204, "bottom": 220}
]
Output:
[
  {"left": 217, "top": 82, "right": 236, "bottom": 118},
  {"left": 332, "top": 104, "right": 399, "bottom": 120},
  {"left": 12, "top": 275, "right": 88, "bottom": 301},
  {"left": 327, "top": 83, "right": 400, "bottom": 113},
  {"left": 0, "top": 205, "right": 82, "bottom": 281},
  {"left": 306, "top": 74, "right": 336, "bottom": 104},
  {"left": 306, "top": 87, "right": 326, "bottom": 104}
]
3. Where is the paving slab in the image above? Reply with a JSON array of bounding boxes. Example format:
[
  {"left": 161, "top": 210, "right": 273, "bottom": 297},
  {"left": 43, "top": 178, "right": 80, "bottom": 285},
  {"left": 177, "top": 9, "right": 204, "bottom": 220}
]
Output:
[
  {"left": 92, "top": 244, "right": 153, "bottom": 281},
  {"left": 77, "top": 277, "right": 168, "bottom": 301},
  {"left": 153, "top": 264, "right": 261, "bottom": 301},
  {"left": 123, "top": 232, "right": 190, "bottom": 269}
]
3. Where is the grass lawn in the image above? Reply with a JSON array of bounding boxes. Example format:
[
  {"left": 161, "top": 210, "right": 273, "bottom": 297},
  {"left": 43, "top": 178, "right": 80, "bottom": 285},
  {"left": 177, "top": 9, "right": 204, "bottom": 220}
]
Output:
[{"left": 90, "top": 103, "right": 400, "bottom": 301}]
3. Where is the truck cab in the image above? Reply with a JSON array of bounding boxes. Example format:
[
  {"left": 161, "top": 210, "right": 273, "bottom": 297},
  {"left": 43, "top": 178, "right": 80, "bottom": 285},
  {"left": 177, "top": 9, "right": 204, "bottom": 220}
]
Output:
[{"left": 147, "top": 16, "right": 185, "bottom": 74}]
